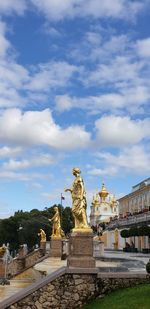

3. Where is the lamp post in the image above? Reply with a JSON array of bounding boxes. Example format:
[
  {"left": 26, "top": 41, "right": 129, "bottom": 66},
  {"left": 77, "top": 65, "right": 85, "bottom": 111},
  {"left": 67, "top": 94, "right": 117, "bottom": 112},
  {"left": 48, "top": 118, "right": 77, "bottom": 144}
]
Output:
[{"left": 18, "top": 224, "right": 24, "bottom": 246}]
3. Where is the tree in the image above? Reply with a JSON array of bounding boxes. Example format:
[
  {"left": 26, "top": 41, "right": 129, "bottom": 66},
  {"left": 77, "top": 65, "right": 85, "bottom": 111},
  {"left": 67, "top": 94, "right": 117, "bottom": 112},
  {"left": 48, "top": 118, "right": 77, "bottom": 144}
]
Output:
[
  {"left": 138, "top": 225, "right": 150, "bottom": 236},
  {"left": 120, "top": 229, "right": 129, "bottom": 244},
  {"left": 129, "top": 225, "right": 139, "bottom": 247},
  {"left": 62, "top": 207, "right": 74, "bottom": 235},
  {"left": 0, "top": 204, "right": 73, "bottom": 251}
]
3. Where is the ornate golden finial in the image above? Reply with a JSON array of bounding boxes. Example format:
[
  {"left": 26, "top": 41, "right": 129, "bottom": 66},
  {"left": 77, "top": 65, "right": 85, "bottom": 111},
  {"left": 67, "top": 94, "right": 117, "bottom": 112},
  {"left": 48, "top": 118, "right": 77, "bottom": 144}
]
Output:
[{"left": 99, "top": 182, "right": 109, "bottom": 201}]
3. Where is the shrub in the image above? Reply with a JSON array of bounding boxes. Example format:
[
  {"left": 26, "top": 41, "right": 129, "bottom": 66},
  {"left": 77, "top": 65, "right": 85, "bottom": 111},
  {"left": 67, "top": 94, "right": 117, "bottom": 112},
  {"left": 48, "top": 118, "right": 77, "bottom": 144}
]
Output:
[{"left": 146, "top": 259, "right": 150, "bottom": 273}]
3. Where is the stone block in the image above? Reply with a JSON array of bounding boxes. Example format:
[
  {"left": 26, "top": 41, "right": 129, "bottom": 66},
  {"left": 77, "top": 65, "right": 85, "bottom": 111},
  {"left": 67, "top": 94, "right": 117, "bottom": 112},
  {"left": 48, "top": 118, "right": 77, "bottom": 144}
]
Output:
[
  {"left": 67, "top": 231, "right": 96, "bottom": 268},
  {"left": 50, "top": 238, "right": 62, "bottom": 257}
]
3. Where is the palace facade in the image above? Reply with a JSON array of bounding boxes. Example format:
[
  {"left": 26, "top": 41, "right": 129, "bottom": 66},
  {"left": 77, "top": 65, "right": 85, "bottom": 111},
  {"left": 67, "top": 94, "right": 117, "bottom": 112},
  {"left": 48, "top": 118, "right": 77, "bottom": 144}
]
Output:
[
  {"left": 103, "top": 178, "right": 150, "bottom": 251},
  {"left": 118, "top": 178, "right": 150, "bottom": 216}
]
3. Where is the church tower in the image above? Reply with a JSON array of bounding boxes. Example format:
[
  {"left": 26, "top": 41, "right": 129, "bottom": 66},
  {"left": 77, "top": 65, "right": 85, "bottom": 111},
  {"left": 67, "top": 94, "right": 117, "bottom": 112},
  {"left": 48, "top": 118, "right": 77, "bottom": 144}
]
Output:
[{"left": 90, "top": 182, "right": 118, "bottom": 226}]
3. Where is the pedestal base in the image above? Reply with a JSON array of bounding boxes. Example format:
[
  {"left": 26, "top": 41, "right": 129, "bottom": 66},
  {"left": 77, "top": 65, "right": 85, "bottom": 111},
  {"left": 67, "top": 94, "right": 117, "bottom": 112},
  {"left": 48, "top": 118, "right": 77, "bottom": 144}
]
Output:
[
  {"left": 0, "top": 260, "right": 5, "bottom": 278},
  {"left": 50, "top": 238, "right": 62, "bottom": 257},
  {"left": 93, "top": 240, "right": 104, "bottom": 257},
  {"left": 40, "top": 241, "right": 46, "bottom": 255},
  {"left": 67, "top": 231, "right": 96, "bottom": 268}
]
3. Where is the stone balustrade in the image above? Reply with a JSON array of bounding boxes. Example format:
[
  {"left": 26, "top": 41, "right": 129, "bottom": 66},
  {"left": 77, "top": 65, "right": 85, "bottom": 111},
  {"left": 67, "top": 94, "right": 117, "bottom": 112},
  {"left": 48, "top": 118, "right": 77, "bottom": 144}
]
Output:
[{"left": 107, "top": 211, "right": 150, "bottom": 230}]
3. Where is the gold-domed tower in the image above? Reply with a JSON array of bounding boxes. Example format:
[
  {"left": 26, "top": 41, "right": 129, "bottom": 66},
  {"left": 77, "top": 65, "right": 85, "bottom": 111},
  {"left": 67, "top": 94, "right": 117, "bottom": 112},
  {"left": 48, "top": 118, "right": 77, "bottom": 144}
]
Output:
[
  {"left": 99, "top": 182, "right": 109, "bottom": 202},
  {"left": 90, "top": 182, "right": 118, "bottom": 226}
]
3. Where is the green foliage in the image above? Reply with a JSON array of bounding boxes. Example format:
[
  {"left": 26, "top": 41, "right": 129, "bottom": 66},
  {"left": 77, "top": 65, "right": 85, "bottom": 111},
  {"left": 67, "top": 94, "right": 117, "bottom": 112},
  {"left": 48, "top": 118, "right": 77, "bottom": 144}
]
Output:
[
  {"left": 120, "top": 229, "right": 129, "bottom": 238},
  {"left": 0, "top": 204, "right": 73, "bottom": 251},
  {"left": 146, "top": 259, "right": 150, "bottom": 273},
  {"left": 81, "top": 284, "right": 150, "bottom": 309},
  {"left": 128, "top": 225, "right": 139, "bottom": 237},
  {"left": 138, "top": 224, "right": 150, "bottom": 236},
  {"left": 62, "top": 206, "right": 74, "bottom": 235}
]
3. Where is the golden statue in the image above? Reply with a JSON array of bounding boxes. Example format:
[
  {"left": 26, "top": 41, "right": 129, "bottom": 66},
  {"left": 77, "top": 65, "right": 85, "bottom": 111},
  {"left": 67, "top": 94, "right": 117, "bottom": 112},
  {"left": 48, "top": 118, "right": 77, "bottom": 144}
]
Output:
[
  {"left": 49, "top": 206, "right": 62, "bottom": 238},
  {"left": 38, "top": 229, "right": 46, "bottom": 242},
  {"left": 65, "top": 168, "right": 91, "bottom": 231},
  {"left": 0, "top": 245, "right": 7, "bottom": 258}
]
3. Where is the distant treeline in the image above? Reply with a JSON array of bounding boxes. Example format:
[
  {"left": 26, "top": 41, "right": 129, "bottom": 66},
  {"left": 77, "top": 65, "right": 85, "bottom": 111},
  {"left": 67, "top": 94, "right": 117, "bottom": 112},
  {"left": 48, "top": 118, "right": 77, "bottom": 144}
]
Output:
[{"left": 0, "top": 205, "right": 73, "bottom": 252}]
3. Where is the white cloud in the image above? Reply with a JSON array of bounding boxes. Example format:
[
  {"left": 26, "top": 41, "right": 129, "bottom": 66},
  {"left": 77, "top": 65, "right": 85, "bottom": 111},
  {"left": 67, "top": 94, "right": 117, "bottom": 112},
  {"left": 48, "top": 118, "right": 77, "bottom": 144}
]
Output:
[
  {"left": 30, "top": 0, "right": 146, "bottom": 21},
  {"left": 0, "top": 0, "right": 26, "bottom": 15},
  {"left": 93, "top": 145, "right": 150, "bottom": 175},
  {"left": 137, "top": 37, "right": 150, "bottom": 58},
  {"left": 0, "top": 108, "right": 91, "bottom": 150},
  {"left": 88, "top": 166, "right": 118, "bottom": 177},
  {"left": 86, "top": 56, "right": 143, "bottom": 87},
  {"left": 0, "top": 146, "right": 22, "bottom": 157},
  {"left": 55, "top": 85, "right": 150, "bottom": 115},
  {"left": 3, "top": 154, "right": 55, "bottom": 170},
  {"left": 27, "top": 61, "right": 78, "bottom": 91},
  {"left": 0, "top": 22, "right": 10, "bottom": 57},
  {"left": 0, "top": 170, "right": 47, "bottom": 181},
  {"left": 95, "top": 116, "right": 150, "bottom": 147}
]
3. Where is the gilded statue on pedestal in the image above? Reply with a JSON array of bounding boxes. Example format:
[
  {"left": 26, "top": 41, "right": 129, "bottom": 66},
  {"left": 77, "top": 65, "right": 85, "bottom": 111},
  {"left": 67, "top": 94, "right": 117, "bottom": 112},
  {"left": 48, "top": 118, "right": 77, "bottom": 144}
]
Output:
[
  {"left": 65, "top": 168, "right": 90, "bottom": 231},
  {"left": 38, "top": 229, "right": 46, "bottom": 242},
  {"left": 49, "top": 206, "right": 62, "bottom": 238}
]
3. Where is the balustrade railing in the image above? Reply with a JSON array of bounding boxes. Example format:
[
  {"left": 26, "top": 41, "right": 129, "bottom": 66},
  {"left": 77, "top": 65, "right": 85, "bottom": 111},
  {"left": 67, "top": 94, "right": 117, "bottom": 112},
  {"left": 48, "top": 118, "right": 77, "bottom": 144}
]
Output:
[{"left": 107, "top": 211, "right": 150, "bottom": 229}]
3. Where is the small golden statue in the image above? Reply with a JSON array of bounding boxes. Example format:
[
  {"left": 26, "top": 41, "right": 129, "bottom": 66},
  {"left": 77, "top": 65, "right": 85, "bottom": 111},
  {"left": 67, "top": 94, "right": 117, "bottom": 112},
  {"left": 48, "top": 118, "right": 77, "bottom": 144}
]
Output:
[
  {"left": 38, "top": 229, "right": 46, "bottom": 242},
  {"left": 65, "top": 168, "right": 91, "bottom": 231},
  {"left": 0, "top": 245, "right": 6, "bottom": 258},
  {"left": 49, "top": 206, "right": 62, "bottom": 238}
]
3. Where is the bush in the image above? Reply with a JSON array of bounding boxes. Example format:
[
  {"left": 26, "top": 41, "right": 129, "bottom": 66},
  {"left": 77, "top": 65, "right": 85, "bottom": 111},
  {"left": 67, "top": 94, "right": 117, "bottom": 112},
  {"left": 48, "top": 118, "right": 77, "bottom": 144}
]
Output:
[
  {"left": 146, "top": 259, "right": 150, "bottom": 273},
  {"left": 120, "top": 229, "right": 129, "bottom": 238}
]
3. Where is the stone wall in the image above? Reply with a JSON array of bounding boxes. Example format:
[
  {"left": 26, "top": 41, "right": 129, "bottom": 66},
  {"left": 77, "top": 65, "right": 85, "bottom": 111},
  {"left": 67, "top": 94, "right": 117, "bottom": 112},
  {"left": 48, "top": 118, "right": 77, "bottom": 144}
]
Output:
[
  {"left": 7, "top": 249, "right": 44, "bottom": 278},
  {"left": 1, "top": 269, "right": 148, "bottom": 309}
]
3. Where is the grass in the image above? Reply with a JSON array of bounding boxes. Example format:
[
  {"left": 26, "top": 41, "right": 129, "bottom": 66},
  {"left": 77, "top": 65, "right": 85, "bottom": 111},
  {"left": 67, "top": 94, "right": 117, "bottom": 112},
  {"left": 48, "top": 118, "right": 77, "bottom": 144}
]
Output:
[{"left": 81, "top": 284, "right": 150, "bottom": 309}]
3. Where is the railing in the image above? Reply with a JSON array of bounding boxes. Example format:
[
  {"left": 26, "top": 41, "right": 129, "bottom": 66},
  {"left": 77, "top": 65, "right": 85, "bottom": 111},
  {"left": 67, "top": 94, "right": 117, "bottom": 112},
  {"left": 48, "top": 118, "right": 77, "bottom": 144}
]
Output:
[{"left": 107, "top": 211, "right": 150, "bottom": 229}]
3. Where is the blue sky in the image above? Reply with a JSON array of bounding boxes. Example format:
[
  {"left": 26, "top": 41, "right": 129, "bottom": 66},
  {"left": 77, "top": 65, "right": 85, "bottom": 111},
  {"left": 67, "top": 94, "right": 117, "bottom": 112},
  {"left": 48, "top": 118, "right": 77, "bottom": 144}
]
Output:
[{"left": 0, "top": 0, "right": 150, "bottom": 218}]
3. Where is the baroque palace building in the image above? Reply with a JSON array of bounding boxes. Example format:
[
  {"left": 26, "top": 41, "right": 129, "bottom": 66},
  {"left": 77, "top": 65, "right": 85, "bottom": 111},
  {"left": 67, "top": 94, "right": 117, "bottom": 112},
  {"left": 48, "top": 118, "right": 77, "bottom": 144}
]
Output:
[
  {"left": 118, "top": 177, "right": 150, "bottom": 216},
  {"left": 90, "top": 182, "right": 118, "bottom": 226},
  {"left": 104, "top": 178, "right": 150, "bottom": 251}
]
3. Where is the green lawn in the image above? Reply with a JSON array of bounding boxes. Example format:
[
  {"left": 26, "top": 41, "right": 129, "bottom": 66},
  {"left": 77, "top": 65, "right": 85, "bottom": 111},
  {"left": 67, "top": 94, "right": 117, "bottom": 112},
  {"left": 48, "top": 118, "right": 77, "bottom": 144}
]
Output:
[{"left": 81, "top": 284, "right": 150, "bottom": 309}]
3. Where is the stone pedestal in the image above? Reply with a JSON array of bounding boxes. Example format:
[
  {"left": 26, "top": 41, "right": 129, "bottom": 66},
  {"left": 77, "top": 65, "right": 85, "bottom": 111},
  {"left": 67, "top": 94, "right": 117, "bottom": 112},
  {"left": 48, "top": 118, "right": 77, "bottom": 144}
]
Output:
[
  {"left": 67, "top": 230, "right": 96, "bottom": 268},
  {"left": 0, "top": 259, "right": 5, "bottom": 278},
  {"left": 50, "top": 237, "right": 62, "bottom": 257},
  {"left": 93, "top": 240, "right": 104, "bottom": 257},
  {"left": 18, "top": 245, "right": 28, "bottom": 258},
  {"left": 40, "top": 241, "right": 46, "bottom": 255}
]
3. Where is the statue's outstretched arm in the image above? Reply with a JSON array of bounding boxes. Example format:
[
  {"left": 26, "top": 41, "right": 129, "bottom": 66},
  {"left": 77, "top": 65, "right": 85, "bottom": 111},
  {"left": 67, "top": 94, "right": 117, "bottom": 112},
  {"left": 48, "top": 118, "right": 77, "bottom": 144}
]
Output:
[
  {"left": 64, "top": 188, "right": 72, "bottom": 193},
  {"left": 49, "top": 212, "right": 57, "bottom": 222}
]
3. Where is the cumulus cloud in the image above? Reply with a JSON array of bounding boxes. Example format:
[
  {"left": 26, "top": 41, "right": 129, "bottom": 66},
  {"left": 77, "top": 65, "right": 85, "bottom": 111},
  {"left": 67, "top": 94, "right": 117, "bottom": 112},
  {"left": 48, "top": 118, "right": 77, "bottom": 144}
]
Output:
[
  {"left": 88, "top": 166, "right": 118, "bottom": 177},
  {"left": 95, "top": 116, "right": 150, "bottom": 147},
  {"left": 27, "top": 61, "right": 78, "bottom": 92},
  {"left": 55, "top": 85, "right": 150, "bottom": 115},
  {"left": 0, "top": 0, "right": 26, "bottom": 15},
  {"left": 3, "top": 154, "right": 55, "bottom": 170},
  {"left": 30, "top": 0, "right": 146, "bottom": 21},
  {"left": 88, "top": 145, "right": 150, "bottom": 177},
  {"left": 0, "top": 108, "right": 91, "bottom": 150},
  {"left": 137, "top": 37, "right": 150, "bottom": 58},
  {"left": 0, "top": 146, "right": 22, "bottom": 157},
  {"left": 0, "top": 21, "right": 11, "bottom": 57}
]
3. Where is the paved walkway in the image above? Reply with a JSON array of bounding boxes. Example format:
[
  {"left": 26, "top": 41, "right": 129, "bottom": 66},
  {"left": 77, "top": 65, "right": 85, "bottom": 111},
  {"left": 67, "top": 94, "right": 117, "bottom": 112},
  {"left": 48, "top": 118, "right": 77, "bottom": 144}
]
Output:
[{"left": 100, "top": 250, "right": 149, "bottom": 272}]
